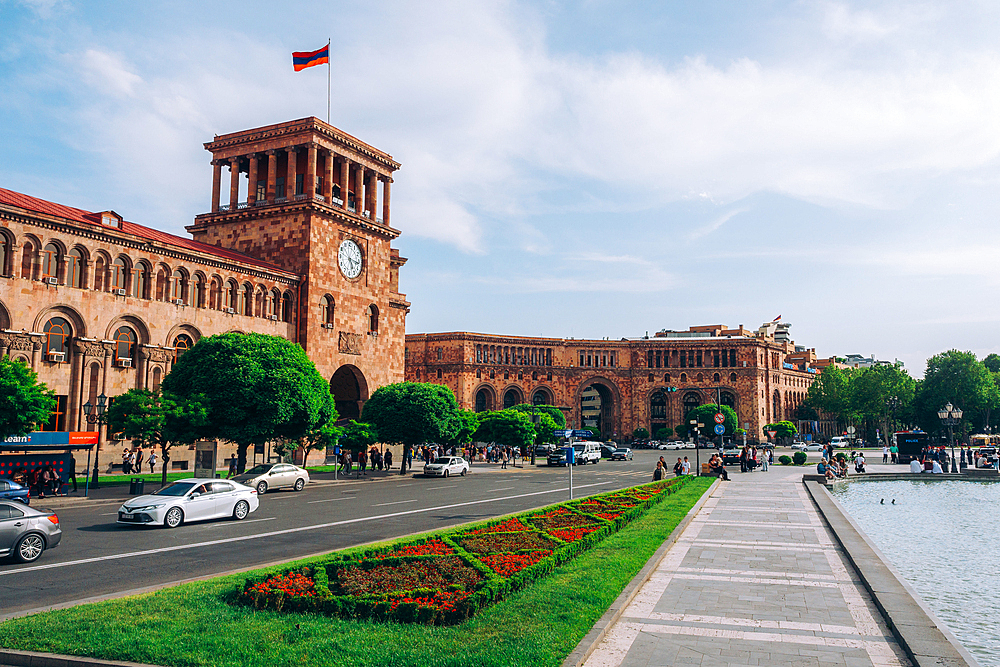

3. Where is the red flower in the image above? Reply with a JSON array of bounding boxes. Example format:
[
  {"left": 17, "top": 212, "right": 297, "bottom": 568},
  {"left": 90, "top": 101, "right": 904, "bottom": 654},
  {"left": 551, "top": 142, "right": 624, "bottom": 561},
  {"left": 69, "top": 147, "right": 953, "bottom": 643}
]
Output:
[
  {"left": 375, "top": 540, "right": 454, "bottom": 558},
  {"left": 247, "top": 572, "right": 316, "bottom": 598},
  {"left": 549, "top": 526, "right": 598, "bottom": 542},
  {"left": 479, "top": 550, "right": 551, "bottom": 576},
  {"left": 468, "top": 518, "right": 531, "bottom": 534}
]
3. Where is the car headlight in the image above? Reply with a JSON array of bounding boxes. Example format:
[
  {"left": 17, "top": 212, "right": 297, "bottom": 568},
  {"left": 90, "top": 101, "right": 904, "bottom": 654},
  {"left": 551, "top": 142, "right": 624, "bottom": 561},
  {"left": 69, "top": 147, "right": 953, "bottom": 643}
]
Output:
[{"left": 133, "top": 504, "right": 165, "bottom": 511}]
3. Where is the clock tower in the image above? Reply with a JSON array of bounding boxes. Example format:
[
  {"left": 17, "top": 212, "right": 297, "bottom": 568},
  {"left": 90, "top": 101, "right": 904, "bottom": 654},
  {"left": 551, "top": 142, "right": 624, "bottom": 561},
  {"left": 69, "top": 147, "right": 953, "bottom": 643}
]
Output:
[{"left": 188, "top": 117, "right": 409, "bottom": 420}]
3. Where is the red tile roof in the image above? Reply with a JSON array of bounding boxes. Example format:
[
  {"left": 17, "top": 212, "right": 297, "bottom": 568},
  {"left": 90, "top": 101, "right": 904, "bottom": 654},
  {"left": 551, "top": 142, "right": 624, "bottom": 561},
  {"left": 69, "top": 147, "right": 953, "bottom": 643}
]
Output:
[{"left": 0, "top": 187, "right": 295, "bottom": 276}]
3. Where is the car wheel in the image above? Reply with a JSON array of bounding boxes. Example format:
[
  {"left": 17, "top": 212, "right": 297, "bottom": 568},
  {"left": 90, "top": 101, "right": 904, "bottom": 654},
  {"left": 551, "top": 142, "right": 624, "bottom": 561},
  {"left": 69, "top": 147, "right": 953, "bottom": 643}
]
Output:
[
  {"left": 256, "top": 481, "right": 268, "bottom": 495},
  {"left": 164, "top": 507, "right": 184, "bottom": 529},
  {"left": 293, "top": 478, "right": 305, "bottom": 492},
  {"left": 233, "top": 500, "right": 250, "bottom": 520},
  {"left": 460, "top": 468, "right": 467, "bottom": 476},
  {"left": 14, "top": 533, "right": 45, "bottom": 563},
  {"left": 444, "top": 470, "right": 449, "bottom": 478}
]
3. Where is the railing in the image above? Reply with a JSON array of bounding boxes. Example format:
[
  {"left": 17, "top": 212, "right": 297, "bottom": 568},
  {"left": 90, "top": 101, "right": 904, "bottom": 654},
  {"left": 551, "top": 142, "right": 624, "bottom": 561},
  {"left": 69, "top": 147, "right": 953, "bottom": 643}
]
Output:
[
  {"left": 237, "top": 201, "right": 251, "bottom": 210},
  {"left": 294, "top": 193, "right": 309, "bottom": 201},
  {"left": 254, "top": 200, "right": 269, "bottom": 207},
  {"left": 218, "top": 204, "right": 231, "bottom": 212}
]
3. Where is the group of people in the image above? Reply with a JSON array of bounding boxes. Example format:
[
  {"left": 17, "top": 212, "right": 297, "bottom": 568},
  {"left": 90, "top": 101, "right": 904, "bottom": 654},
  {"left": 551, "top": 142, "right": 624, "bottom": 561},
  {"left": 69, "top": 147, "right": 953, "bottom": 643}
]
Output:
[
  {"left": 737, "top": 445, "right": 771, "bottom": 473},
  {"left": 120, "top": 447, "right": 156, "bottom": 474},
  {"left": 7, "top": 463, "right": 65, "bottom": 498}
]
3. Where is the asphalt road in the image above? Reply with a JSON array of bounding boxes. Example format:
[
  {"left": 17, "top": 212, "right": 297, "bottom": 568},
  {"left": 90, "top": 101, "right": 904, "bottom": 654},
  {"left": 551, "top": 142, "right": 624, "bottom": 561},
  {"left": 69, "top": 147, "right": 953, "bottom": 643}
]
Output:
[{"left": 0, "top": 449, "right": 684, "bottom": 618}]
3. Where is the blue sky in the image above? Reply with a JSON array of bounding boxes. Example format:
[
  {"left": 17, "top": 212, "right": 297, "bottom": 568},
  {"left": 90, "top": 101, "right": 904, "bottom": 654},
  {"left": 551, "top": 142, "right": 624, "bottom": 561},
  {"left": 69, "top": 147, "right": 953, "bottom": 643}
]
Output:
[{"left": 4, "top": 0, "right": 1000, "bottom": 376}]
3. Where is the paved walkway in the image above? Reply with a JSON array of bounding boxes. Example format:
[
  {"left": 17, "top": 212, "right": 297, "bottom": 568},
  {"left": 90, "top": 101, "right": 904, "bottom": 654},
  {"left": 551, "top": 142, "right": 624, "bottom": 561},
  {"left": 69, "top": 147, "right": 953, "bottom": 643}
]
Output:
[{"left": 583, "top": 465, "right": 912, "bottom": 667}]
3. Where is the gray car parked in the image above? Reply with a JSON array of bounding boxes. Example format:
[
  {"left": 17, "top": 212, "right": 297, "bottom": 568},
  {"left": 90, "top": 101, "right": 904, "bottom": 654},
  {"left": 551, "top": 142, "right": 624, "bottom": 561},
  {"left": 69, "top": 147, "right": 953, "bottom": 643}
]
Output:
[{"left": 0, "top": 500, "right": 61, "bottom": 563}]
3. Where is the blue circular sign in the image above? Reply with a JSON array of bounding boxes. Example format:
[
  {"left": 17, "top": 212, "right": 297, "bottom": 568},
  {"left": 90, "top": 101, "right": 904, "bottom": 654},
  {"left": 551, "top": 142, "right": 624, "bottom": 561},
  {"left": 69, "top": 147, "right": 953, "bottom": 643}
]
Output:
[{"left": 714, "top": 424, "right": 726, "bottom": 435}]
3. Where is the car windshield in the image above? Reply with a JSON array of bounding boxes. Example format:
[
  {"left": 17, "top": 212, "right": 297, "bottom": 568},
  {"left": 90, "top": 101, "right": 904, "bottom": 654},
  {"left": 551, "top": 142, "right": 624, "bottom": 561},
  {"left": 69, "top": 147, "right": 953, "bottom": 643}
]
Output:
[
  {"left": 242, "top": 465, "right": 273, "bottom": 475},
  {"left": 573, "top": 444, "right": 585, "bottom": 451},
  {"left": 153, "top": 482, "right": 197, "bottom": 496},
  {"left": 615, "top": 448, "right": 627, "bottom": 453}
]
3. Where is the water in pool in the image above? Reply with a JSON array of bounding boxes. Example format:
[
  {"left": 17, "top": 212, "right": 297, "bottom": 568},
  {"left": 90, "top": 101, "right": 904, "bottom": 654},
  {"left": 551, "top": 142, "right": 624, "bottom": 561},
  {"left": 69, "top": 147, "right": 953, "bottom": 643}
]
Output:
[{"left": 832, "top": 479, "right": 1000, "bottom": 665}]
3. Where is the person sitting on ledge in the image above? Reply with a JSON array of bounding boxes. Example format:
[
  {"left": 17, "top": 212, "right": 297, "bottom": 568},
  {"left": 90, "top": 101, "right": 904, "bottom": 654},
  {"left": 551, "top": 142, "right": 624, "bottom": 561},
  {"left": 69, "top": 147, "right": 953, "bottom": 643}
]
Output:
[
  {"left": 708, "top": 454, "right": 729, "bottom": 481},
  {"left": 932, "top": 459, "right": 944, "bottom": 474},
  {"left": 910, "top": 458, "right": 922, "bottom": 474}
]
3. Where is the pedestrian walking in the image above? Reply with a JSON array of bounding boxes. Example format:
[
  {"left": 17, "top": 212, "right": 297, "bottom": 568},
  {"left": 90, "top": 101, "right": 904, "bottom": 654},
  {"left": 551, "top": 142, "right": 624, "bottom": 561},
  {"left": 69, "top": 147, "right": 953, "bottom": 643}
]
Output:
[
  {"left": 227, "top": 455, "right": 237, "bottom": 479},
  {"left": 134, "top": 448, "right": 145, "bottom": 475},
  {"left": 760, "top": 448, "right": 769, "bottom": 472},
  {"left": 358, "top": 448, "right": 367, "bottom": 475},
  {"left": 882, "top": 444, "right": 889, "bottom": 464},
  {"left": 148, "top": 450, "right": 157, "bottom": 474},
  {"left": 673, "top": 458, "right": 683, "bottom": 476},
  {"left": 384, "top": 449, "right": 393, "bottom": 470},
  {"left": 682, "top": 456, "right": 691, "bottom": 475},
  {"left": 500, "top": 448, "right": 509, "bottom": 469},
  {"left": 890, "top": 443, "right": 898, "bottom": 464},
  {"left": 122, "top": 448, "right": 132, "bottom": 474},
  {"left": 653, "top": 460, "right": 664, "bottom": 481},
  {"left": 67, "top": 452, "right": 78, "bottom": 493}
]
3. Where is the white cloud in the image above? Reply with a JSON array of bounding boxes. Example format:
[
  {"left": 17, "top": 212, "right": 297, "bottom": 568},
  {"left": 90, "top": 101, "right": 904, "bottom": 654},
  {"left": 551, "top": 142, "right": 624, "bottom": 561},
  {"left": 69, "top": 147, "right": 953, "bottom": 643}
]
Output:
[{"left": 79, "top": 49, "right": 142, "bottom": 98}]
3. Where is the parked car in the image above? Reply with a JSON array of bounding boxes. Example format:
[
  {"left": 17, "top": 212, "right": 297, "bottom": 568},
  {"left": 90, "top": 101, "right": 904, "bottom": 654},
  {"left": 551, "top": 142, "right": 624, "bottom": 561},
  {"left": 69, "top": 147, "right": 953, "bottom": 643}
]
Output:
[
  {"left": 802, "top": 444, "right": 824, "bottom": 452},
  {"left": 600, "top": 445, "right": 617, "bottom": 459},
  {"left": 0, "top": 477, "right": 30, "bottom": 504},
  {"left": 232, "top": 463, "right": 310, "bottom": 495},
  {"left": 791, "top": 442, "right": 808, "bottom": 450},
  {"left": 721, "top": 447, "right": 742, "bottom": 466},
  {"left": 0, "top": 500, "right": 60, "bottom": 563},
  {"left": 611, "top": 447, "right": 633, "bottom": 461},
  {"left": 117, "top": 479, "right": 259, "bottom": 528},
  {"left": 572, "top": 441, "right": 601, "bottom": 465},
  {"left": 534, "top": 444, "right": 556, "bottom": 457},
  {"left": 423, "top": 456, "right": 470, "bottom": 477}
]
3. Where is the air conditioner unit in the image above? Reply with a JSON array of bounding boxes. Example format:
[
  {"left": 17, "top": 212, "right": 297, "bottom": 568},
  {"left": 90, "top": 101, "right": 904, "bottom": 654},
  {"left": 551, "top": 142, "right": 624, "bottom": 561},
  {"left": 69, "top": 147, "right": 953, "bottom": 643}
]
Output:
[
  {"left": 226, "top": 308, "right": 235, "bottom": 314},
  {"left": 369, "top": 331, "right": 379, "bottom": 337},
  {"left": 46, "top": 277, "right": 58, "bottom": 285},
  {"left": 323, "top": 323, "right": 335, "bottom": 329},
  {"left": 268, "top": 315, "right": 278, "bottom": 320},
  {"left": 118, "top": 358, "right": 133, "bottom": 368},
  {"left": 116, "top": 289, "right": 127, "bottom": 296},
  {"left": 47, "top": 351, "right": 65, "bottom": 362},
  {"left": 173, "top": 299, "right": 184, "bottom": 305}
]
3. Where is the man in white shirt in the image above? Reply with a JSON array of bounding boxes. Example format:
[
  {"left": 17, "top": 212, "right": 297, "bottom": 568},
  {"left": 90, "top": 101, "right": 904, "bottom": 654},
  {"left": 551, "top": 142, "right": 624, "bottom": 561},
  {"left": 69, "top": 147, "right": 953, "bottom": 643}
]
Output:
[
  {"left": 909, "top": 459, "right": 922, "bottom": 474},
  {"left": 682, "top": 457, "right": 690, "bottom": 475},
  {"left": 882, "top": 445, "right": 889, "bottom": 464}
]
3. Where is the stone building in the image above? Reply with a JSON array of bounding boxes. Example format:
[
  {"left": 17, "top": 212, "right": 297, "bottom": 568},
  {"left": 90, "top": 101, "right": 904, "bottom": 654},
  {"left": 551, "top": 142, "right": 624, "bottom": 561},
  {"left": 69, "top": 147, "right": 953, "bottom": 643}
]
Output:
[
  {"left": 405, "top": 322, "right": 821, "bottom": 442},
  {"left": 0, "top": 116, "right": 408, "bottom": 470}
]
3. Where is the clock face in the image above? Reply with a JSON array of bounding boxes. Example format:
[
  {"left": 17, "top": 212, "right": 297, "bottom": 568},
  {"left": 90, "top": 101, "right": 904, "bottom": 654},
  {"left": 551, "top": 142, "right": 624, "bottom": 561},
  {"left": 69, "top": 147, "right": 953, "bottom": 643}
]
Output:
[{"left": 338, "top": 239, "right": 363, "bottom": 279}]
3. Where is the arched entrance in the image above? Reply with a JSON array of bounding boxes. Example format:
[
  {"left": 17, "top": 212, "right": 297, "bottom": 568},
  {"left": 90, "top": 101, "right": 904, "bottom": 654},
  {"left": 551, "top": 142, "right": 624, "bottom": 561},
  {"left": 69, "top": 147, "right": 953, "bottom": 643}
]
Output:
[
  {"left": 503, "top": 387, "right": 523, "bottom": 409},
  {"left": 331, "top": 365, "right": 369, "bottom": 421},
  {"left": 682, "top": 391, "right": 701, "bottom": 419},
  {"left": 532, "top": 389, "right": 551, "bottom": 405},
  {"left": 474, "top": 386, "right": 495, "bottom": 412},
  {"left": 649, "top": 390, "right": 667, "bottom": 438},
  {"left": 580, "top": 382, "right": 614, "bottom": 439}
]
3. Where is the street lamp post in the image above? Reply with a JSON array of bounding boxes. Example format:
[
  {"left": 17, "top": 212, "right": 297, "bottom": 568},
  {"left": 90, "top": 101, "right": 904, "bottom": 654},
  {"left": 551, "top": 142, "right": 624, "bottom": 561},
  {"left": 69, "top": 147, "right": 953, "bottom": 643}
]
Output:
[
  {"left": 885, "top": 396, "right": 900, "bottom": 446},
  {"left": 83, "top": 393, "right": 108, "bottom": 489},
  {"left": 937, "top": 402, "right": 962, "bottom": 473}
]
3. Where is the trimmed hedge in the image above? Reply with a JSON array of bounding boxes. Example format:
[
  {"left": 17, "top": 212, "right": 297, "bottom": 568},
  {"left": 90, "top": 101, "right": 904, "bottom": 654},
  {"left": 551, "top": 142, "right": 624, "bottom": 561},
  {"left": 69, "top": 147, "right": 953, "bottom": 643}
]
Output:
[{"left": 238, "top": 476, "right": 692, "bottom": 625}]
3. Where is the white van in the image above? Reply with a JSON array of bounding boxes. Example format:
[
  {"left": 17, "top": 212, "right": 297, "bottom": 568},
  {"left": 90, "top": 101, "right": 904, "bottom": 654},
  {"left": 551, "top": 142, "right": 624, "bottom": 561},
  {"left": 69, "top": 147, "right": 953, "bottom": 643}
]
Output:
[
  {"left": 572, "top": 441, "right": 601, "bottom": 465},
  {"left": 830, "top": 436, "right": 849, "bottom": 448}
]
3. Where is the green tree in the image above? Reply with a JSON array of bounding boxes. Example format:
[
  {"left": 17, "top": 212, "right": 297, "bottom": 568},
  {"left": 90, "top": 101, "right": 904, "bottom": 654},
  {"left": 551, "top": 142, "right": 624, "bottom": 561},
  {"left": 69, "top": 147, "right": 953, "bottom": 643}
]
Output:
[
  {"left": 282, "top": 416, "right": 343, "bottom": 463},
  {"left": 654, "top": 426, "right": 673, "bottom": 440},
  {"left": 0, "top": 358, "right": 56, "bottom": 440},
  {"left": 509, "top": 404, "right": 566, "bottom": 429},
  {"left": 685, "top": 404, "right": 738, "bottom": 437},
  {"left": 443, "top": 410, "right": 480, "bottom": 450},
  {"left": 339, "top": 420, "right": 377, "bottom": 454},
  {"left": 529, "top": 412, "right": 560, "bottom": 445},
  {"left": 475, "top": 410, "right": 535, "bottom": 451},
  {"left": 914, "top": 350, "right": 1000, "bottom": 436},
  {"left": 104, "top": 389, "right": 208, "bottom": 487},
  {"left": 764, "top": 421, "right": 798, "bottom": 439},
  {"left": 849, "top": 363, "right": 916, "bottom": 444},
  {"left": 805, "top": 365, "right": 856, "bottom": 424},
  {"left": 984, "top": 353, "right": 1000, "bottom": 373},
  {"left": 632, "top": 427, "right": 650, "bottom": 440},
  {"left": 361, "top": 382, "right": 460, "bottom": 474},
  {"left": 673, "top": 423, "right": 687, "bottom": 439},
  {"left": 161, "top": 332, "right": 335, "bottom": 473}
]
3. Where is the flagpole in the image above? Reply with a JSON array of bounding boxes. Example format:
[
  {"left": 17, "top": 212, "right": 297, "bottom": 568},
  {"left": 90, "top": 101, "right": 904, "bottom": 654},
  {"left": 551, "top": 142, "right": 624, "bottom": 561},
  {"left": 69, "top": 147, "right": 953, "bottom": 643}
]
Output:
[{"left": 327, "top": 39, "right": 331, "bottom": 124}]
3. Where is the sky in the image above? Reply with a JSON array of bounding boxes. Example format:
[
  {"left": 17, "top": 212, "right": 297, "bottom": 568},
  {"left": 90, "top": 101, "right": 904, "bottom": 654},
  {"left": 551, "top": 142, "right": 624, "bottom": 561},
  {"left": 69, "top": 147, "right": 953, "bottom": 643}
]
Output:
[{"left": 3, "top": 0, "right": 1000, "bottom": 377}]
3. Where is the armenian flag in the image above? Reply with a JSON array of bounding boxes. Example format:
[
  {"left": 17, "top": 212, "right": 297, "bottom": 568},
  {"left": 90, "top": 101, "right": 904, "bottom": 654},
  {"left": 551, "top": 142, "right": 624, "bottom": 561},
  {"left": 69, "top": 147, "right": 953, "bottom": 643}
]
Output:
[{"left": 292, "top": 44, "right": 329, "bottom": 71}]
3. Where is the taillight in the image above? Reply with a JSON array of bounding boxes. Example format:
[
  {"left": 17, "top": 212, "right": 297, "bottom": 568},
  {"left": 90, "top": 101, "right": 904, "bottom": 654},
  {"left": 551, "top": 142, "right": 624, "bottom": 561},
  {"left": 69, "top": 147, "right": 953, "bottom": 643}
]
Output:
[{"left": 46, "top": 514, "right": 59, "bottom": 525}]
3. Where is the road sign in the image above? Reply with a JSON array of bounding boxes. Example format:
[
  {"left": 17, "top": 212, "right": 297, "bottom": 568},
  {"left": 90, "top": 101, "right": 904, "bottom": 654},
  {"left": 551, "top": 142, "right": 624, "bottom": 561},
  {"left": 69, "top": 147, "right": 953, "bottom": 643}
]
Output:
[
  {"left": 572, "top": 430, "right": 593, "bottom": 438},
  {"left": 564, "top": 446, "right": 575, "bottom": 464},
  {"left": 553, "top": 429, "right": 572, "bottom": 438},
  {"left": 847, "top": 426, "right": 856, "bottom": 434},
  {"left": 714, "top": 413, "right": 725, "bottom": 424},
  {"left": 714, "top": 424, "right": 726, "bottom": 435},
  {"left": 767, "top": 431, "right": 777, "bottom": 438}
]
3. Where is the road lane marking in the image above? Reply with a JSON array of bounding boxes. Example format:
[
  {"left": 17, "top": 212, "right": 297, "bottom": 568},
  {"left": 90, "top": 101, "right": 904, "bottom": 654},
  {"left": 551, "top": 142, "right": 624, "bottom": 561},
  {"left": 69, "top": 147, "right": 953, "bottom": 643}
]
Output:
[
  {"left": 307, "top": 497, "right": 352, "bottom": 504},
  {"left": 489, "top": 487, "right": 515, "bottom": 492},
  {"left": 0, "top": 481, "right": 617, "bottom": 576},
  {"left": 428, "top": 485, "right": 456, "bottom": 490},
  {"left": 374, "top": 499, "right": 420, "bottom": 506}
]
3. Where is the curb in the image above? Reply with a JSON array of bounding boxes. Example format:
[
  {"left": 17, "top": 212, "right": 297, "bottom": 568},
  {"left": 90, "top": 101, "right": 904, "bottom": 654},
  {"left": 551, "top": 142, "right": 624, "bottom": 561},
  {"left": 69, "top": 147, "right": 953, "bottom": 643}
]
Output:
[
  {"left": 803, "top": 479, "right": 981, "bottom": 667},
  {"left": 560, "top": 476, "right": 720, "bottom": 667},
  {"left": 0, "top": 648, "right": 166, "bottom": 667}
]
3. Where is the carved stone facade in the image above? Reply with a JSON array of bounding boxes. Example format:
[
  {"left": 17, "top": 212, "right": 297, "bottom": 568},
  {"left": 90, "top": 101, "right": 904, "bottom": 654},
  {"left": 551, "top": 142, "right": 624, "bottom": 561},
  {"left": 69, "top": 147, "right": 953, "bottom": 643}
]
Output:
[
  {"left": 405, "top": 325, "right": 820, "bottom": 442},
  {"left": 0, "top": 116, "right": 408, "bottom": 470}
]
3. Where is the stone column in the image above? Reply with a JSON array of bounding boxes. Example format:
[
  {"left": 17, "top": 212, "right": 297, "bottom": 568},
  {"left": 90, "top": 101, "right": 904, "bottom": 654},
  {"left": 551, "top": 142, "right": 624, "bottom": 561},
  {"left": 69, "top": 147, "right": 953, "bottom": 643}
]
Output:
[
  {"left": 247, "top": 154, "right": 258, "bottom": 204},
  {"left": 325, "top": 151, "right": 335, "bottom": 203},
  {"left": 381, "top": 176, "right": 391, "bottom": 225},
  {"left": 229, "top": 158, "right": 240, "bottom": 209},
  {"left": 339, "top": 158, "right": 350, "bottom": 211},
  {"left": 366, "top": 170, "right": 377, "bottom": 218},
  {"left": 286, "top": 146, "right": 299, "bottom": 198},
  {"left": 266, "top": 150, "right": 278, "bottom": 201},
  {"left": 211, "top": 161, "right": 223, "bottom": 212},
  {"left": 31, "top": 340, "right": 42, "bottom": 372},
  {"left": 354, "top": 166, "right": 364, "bottom": 215},
  {"left": 306, "top": 144, "right": 318, "bottom": 200}
]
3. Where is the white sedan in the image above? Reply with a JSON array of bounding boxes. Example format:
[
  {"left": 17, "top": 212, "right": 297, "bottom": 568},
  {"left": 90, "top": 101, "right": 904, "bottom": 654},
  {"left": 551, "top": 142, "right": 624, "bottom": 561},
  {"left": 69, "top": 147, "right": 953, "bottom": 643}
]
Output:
[
  {"left": 423, "top": 456, "right": 470, "bottom": 478},
  {"left": 232, "top": 463, "right": 310, "bottom": 495},
  {"left": 117, "top": 479, "right": 259, "bottom": 528}
]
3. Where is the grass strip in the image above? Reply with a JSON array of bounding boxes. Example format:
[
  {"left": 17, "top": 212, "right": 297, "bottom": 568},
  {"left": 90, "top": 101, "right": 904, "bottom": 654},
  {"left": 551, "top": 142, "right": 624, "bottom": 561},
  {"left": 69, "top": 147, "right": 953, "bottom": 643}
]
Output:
[{"left": 0, "top": 477, "right": 713, "bottom": 667}]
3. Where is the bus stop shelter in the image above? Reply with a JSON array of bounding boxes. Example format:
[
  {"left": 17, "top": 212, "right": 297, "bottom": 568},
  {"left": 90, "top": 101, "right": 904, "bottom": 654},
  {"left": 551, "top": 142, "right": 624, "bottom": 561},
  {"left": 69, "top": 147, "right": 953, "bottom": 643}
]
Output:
[{"left": 1, "top": 431, "right": 99, "bottom": 496}]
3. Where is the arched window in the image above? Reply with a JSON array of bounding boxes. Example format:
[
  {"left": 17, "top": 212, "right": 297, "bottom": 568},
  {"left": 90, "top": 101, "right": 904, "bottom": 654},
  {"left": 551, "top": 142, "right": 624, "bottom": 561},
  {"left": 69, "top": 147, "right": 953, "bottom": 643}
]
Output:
[
  {"left": 713, "top": 372, "right": 721, "bottom": 383},
  {"left": 113, "top": 326, "right": 136, "bottom": 361},
  {"left": 111, "top": 258, "right": 128, "bottom": 293},
  {"left": 320, "top": 295, "right": 334, "bottom": 325},
  {"left": 503, "top": 388, "right": 521, "bottom": 409},
  {"left": 173, "top": 334, "right": 193, "bottom": 361},
  {"left": 267, "top": 288, "right": 280, "bottom": 318},
  {"left": 532, "top": 389, "right": 549, "bottom": 405},
  {"left": 281, "top": 292, "right": 293, "bottom": 323},
  {"left": 475, "top": 388, "right": 493, "bottom": 412},
  {"left": 194, "top": 275, "right": 206, "bottom": 308},
  {"left": 43, "top": 317, "right": 71, "bottom": 361},
  {"left": 226, "top": 280, "right": 238, "bottom": 311},
  {"left": 683, "top": 391, "right": 701, "bottom": 418},
  {"left": 0, "top": 235, "right": 8, "bottom": 277},
  {"left": 66, "top": 248, "right": 84, "bottom": 288},
  {"left": 664, "top": 373, "right": 671, "bottom": 382},
  {"left": 367, "top": 304, "right": 379, "bottom": 333},
  {"left": 132, "top": 263, "right": 149, "bottom": 298},
  {"left": 650, "top": 391, "right": 667, "bottom": 420},
  {"left": 241, "top": 283, "right": 253, "bottom": 316},
  {"left": 680, "top": 372, "right": 687, "bottom": 383},
  {"left": 155, "top": 268, "right": 168, "bottom": 301},
  {"left": 210, "top": 278, "right": 223, "bottom": 310},
  {"left": 20, "top": 241, "right": 34, "bottom": 279},
  {"left": 720, "top": 391, "right": 736, "bottom": 409},
  {"left": 170, "top": 269, "right": 184, "bottom": 302},
  {"left": 730, "top": 372, "right": 738, "bottom": 382},
  {"left": 41, "top": 243, "right": 60, "bottom": 281},
  {"left": 152, "top": 367, "right": 162, "bottom": 392}
]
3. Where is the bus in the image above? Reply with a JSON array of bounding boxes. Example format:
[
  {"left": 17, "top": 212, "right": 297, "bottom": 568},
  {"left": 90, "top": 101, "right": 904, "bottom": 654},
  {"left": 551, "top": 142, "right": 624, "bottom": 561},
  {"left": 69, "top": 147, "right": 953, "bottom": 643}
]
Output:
[{"left": 893, "top": 431, "right": 927, "bottom": 464}]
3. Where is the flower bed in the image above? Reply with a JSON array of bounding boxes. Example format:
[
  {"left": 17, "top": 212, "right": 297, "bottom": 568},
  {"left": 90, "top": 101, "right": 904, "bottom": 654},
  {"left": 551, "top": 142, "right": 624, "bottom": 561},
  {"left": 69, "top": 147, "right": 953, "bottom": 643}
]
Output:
[{"left": 239, "top": 475, "right": 692, "bottom": 625}]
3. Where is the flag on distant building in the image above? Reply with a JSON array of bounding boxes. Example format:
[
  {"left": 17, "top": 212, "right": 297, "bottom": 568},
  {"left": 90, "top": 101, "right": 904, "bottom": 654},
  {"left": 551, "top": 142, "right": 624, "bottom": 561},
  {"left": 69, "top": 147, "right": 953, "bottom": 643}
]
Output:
[
  {"left": 292, "top": 44, "right": 330, "bottom": 71},
  {"left": 772, "top": 315, "right": 782, "bottom": 322}
]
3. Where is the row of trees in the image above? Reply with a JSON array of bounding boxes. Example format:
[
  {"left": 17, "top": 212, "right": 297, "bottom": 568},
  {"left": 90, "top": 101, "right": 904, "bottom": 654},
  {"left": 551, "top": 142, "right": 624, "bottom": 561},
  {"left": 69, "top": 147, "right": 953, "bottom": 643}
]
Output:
[{"left": 803, "top": 350, "right": 1000, "bottom": 442}]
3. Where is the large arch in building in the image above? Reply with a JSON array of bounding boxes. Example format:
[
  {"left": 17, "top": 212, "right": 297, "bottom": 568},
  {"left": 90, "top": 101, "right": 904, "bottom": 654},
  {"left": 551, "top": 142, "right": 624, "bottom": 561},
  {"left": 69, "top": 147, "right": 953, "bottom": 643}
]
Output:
[
  {"left": 649, "top": 389, "right": 668, "bottom": 437},
  {"left": 576, "top": 377, "right": 620, "bottom": 440},
  {"left": 531, "top": 387, "right": 552, "bottom": 405},
  {"left": 474, "top": 384, "right": 496, "bottom": 412},
  {"left": 331, "top": 364, "right": 369, "bottom": 422},
  {"left": 682, "top": 391, "right": 702, "bottom": 419},
  {"left": 502, "top": 386, "right": 524, "bottom": 409}
]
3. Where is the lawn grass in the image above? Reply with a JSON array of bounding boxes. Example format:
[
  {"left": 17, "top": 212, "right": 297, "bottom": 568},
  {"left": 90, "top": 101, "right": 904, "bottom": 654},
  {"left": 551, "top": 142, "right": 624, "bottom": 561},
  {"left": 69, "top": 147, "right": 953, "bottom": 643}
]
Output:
[{"left": 0, "top": 477, "right": 714, "bottom": 667}]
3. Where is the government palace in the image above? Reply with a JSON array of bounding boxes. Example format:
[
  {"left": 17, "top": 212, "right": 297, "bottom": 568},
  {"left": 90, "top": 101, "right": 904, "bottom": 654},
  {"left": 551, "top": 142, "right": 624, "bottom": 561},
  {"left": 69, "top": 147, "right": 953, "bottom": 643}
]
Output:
[{"left": 3, "top": 115, "right": 830, "bottom": 469}]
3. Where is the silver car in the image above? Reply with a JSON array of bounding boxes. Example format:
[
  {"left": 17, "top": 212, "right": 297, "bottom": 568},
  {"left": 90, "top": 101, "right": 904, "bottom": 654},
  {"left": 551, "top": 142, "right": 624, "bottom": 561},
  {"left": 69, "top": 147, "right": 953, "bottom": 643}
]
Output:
[
  {"left": 423, "top": 457, "right": 470, "bottom": 477},
  {"left": 117, "top": 479, "right": 259, "bottom": 528},
  {"left": 232, "top": 463, "right": 310, "bottom": 495},
  {"left": 0, "top": 499, "right": 61, "bottom": 563}
]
